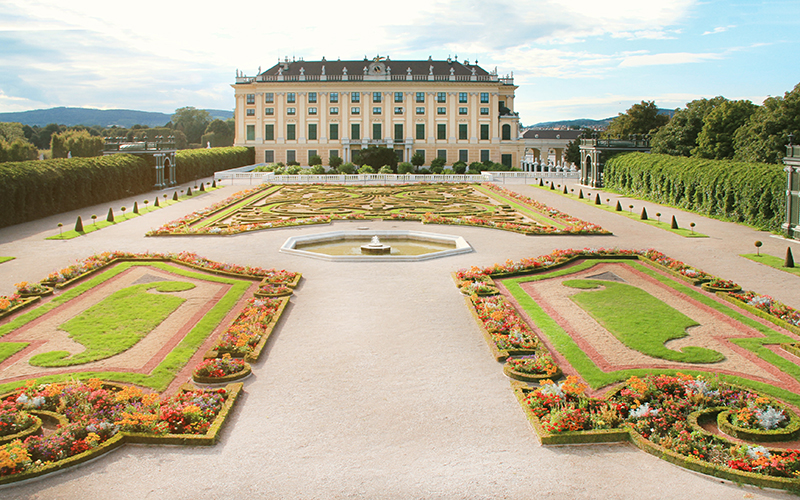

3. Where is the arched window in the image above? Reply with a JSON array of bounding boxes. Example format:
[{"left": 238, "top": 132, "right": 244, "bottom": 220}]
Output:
[{"left": 502, "top": 124, "right": 511, "bottom": 140}]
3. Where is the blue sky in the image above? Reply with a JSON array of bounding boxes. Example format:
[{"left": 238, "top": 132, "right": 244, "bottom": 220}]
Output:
[{"left": 0, "top": 0, "right": 798, "bottom": 125}]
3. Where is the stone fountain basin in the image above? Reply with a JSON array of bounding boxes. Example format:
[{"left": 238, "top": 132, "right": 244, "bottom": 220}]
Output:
[{"left": 280, "top": 230, "right": 472, "bottom": 262}]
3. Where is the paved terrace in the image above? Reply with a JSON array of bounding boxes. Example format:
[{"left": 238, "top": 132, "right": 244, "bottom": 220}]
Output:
[{"left": 0, "top": 178, "right": 797, "bottom": 499}]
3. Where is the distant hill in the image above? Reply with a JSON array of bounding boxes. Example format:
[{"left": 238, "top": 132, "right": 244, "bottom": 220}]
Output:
[
  {"left": 530, "top": 109, "right": 674, "bottom": 130},
  {"left": 0, "top": 107, "right": 233, "bottom": 128}
]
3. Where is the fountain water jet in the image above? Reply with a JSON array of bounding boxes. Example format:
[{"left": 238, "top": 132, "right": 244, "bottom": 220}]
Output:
[{"left": 361, "top": 236, "right": 391, "bottom": 255}]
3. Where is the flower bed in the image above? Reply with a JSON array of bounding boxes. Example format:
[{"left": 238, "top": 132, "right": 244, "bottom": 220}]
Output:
[
  {"left": 515, "top": 373, "right": 800, "bottom": 490},
  {"left": 503, "top": 353, "right": 562, "bottom": 382},
  {"left": 193, "top": 355, "right": 251, "bottom": 384},
  {"left": 0, "top": 295, "right": 39, "bottom": 320},
  {"left": 725, "top": 291, "right": 800, "bottom": 334},
  {"left": 254, "top": 282, "right": 293, "bottom": 298},
  {"left": 701, "top": 278, "right": 742, "bottom": 293},
  {"left": 13, "top": 282, "right": 53, "bottom": 298},
  {"left": 458, "top": 280, "right": 499, "bottom": 297},
  {"left": 638, "top": 249, "right": 713, "bottom": 285},
  {"left": 208, "top": 297, "right": 288, "bottom": 362},
  {"left": 468, "top": 294, "right": 541, "bottom": 360},
  {"left": 0, "top": 379, "right": 242, "bottom": 484}
]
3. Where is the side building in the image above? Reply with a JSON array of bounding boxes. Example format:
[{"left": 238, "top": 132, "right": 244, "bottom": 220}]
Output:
[{"left": 232, "top": 56, "right": 521, "bottom": 168}]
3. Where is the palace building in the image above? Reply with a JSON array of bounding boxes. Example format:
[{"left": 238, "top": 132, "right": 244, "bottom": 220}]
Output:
[{"left": 232, "top": 56, "right": 521, "bottom": 167}]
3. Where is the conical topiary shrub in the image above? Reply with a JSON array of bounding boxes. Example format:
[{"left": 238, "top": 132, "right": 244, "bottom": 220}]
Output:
[
  {"left": 641, "top": 207, "right": 648, "bottom": 220},
  {"left": 786, "top": 247, "right": 795, "bottom": 268},
  {"left": 562, "top": 185, "right": 568, "bottom": 194},
  {"left": 212, "top": 179, "right": 217, "bottom": 188},
  {"left": 538, "top": 178, "right": 543, "bottom": 187},
  {"left": 615, "top": 201, "right": 622, "bottom": 212},
  {"left": 187, "top": 187, "right": 193, "bottom": 196},
  {"left": 173, "top": 191, "right": 178, "bottom": 201},
  {"left": 549, "top": 182, "right": 554, "bottom": 190},
  {"left": 595, "top": 194, "right": 601, "bottom": 205},
  {"left": 107, "top": 208, "right": 114, "bottom": 222},
  {"left": 200, "top": 183, "right": 206, "bottom": 192},
  {"left": 133, "top": 201, "right": 139, "bottom": 214},
  {"left": 578, "top": 189, "right": 584, "bottom": 199},
  {"left": 671, "top": 216, "right": 679, "bottom": 229},
  {"left": 154, "top": 197, "right": 160, "bottom": 207},
  {"left": 75, "top": 216, "right": 84, "bottom": 232}
]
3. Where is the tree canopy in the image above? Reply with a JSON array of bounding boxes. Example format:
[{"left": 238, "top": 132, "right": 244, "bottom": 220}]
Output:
[
  {"left": 650, "top": 97, "right": 727, "bottom": 157},
  {"left": 733, "top": 82, "right": 800, "bottom": 164},
  {"left": 172, "top": 107, "right": 211, "bottom": 144},
  {"left": 604, "top": 100, "right": 670, "bottom": 139},
  {"left": 693, "top": 99, "right": 757, "bottom": 159},
  {"left": 357, "top": 146, "right": 398, "bottom": 170}
]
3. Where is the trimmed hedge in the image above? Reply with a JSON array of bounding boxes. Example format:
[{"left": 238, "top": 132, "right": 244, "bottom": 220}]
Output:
[
  {"left": 175, "top": 146, "right": 254, "bottom": 185},
  {"left": 603, "top": 153, "right": 785, "bottom": 230},
  {"left": 0, "top": 155, "right": 151, "bottom": 229}
]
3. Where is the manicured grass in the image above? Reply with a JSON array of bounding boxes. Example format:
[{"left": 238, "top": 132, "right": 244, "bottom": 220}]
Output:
[
  {"left": 533, "top": 183, "right": 708, "bottom": 238},
  {"left": 564, "top": 279, "right": 723, "bottom": 363},
  {"left": 741, "top": 253, "right": 800, "bottom": 277},
  {"left": 29, "top": 281, "right": 195, "bottom": 367},
  {"left": 0, "top": 261, "right": 249, "bottom": 393},
  {"left": 473, "top": 184, "right": 567, "bottom": 228},
  {"left": 192, "top": 185, "right": 282, "bottom": 229},
  {"left": 0, "top": 257, "right": 14, "bottom": 264},
  {"left": 0, "top": 343, "right": 27, "bottom": 363},
  {"left": 500, "top": 259, "right": 800, "bottom": 407}
]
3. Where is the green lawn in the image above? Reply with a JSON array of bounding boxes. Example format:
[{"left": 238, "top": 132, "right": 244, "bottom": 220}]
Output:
[
  {"left": 741, "top": 252, "right": 800, "bottom": 277},
  {"left": 0, "top": 257, "right": 14, "bottom": 264}
]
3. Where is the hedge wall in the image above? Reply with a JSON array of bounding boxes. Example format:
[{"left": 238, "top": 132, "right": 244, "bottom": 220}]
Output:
[
  {"left": 0, "top": 155, "right": 151, "bottom": 228},
  {"left": 603, "top": 153, "right": 785, "bottom": 230},
  {"left": 175, "top": 147, "right": 254, "bottom": 185}
]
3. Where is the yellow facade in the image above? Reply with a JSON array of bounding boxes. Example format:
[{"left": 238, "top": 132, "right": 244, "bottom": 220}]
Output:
[{"left": 232, "top": 57, "right": 521, "bottom": 167}]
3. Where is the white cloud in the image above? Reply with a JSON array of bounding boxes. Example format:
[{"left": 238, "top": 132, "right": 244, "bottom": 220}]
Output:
[
  {"left": 703, "top": 25, "right": 736, "bottom": 35},
  {"left": 619, "top": 51, "right": 723, "bottom": 67}
]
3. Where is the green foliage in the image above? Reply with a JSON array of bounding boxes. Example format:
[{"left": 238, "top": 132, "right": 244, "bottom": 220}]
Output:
[
  {"left": 604, "top": 100, "right": 670, "bottom": 138},
  {"left": 468, "top": 161, "right": 484, "bottom": 173},
  {"left": 564, "top": 279, "right": 723, "bottom": 363},
  {"left": 603, "top": 153, "right": 785, "bottom": 230},
  {"left": 175, "top": 146, "right": 254, "bottom": 184},
  {"left": 693, "top": 100, "right": 757, "bottom": 159},
  {"left": 651, "top": 97, "right": 727, "bottom": 156},
  {"left": 337, "top": 162, "right": 356, "bottom": 174},
  {"left": 378, "top": 165, "right": 393, "bottom": 174},
  {"left": 734, "top": 82, "right": 800, "bottom": 164},
  {"left": 397, "top": 161, "right": 414, "bottom": 174},
  {"left": 0, "top": 138, "right": 38, "bottom": 162},
  {"left": 452, "top": 161, "right": 467, "bottom": 174},
  {"left": 357, "top": 164, "right": 375, "bottom": 174},
  {"left": 172, "top": 106, "right": 211, "bottom": 144},
  {"left": 308, "top": 154, "right": 323, "bottom": 166},
  {"left": 430, "top": 157, "right": 446, "bottom": 170},
  {"left": 410, "top": 151, "right": 425, "bottom": 167},
  {"left": 0, "top": 122, "right": 26, "bottom": 142},
  {"left": 29, "top": 281, "right": 195, "bottom": 367},
  {"left": 50, "top": 129, "right": 103, "bottom": 158},
  {"left": 328, "top": 155, "right": 343, "bottom": 169},
  {"left": 201, "top": 119, "right": 234, "bottom": 147},
  {"left": 0, "top": 155, "right": 152, "bottom": 229},
  {"left": 357, "top": 146, "right": 397, "bottom": 170}
]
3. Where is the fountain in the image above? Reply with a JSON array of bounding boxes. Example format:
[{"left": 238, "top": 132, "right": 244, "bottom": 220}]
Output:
[{"left": 361, "top": 236, "right": 391, "bottom": 255}]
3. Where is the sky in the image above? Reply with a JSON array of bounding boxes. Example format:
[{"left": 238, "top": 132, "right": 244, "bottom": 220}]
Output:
[{"left": 0, "top": 0, "right": 798, "bottom": 125}]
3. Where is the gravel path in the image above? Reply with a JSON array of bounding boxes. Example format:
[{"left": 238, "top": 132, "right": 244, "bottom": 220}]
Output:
[{"left": 0, "top": 178, "right": 797, "bottom": 499}]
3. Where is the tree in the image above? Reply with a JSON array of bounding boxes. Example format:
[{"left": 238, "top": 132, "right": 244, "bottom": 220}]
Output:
[
  {"left": 452, "top": 161, "right": 467, "bottom": 174},
  {"left": 358, "top": 146, "right": 397, "bottom": 171},
  {"left": 604, "top": 101, "right": 670, "bottom": 138},
  {"left": 51, "top": 129, "right": 103, "bottom": 158},
  {"left": 0, "top": 122, "right": 26, "bottom": 143},
  {"left": 692, "top": 99, "right": 757, "bottom": 159},
  {"left": 397, "top": 161, "right": 414, "bottom": 174},
  {"left": 651, "top": 97, "right": 727, "bottom": 156},
  {"left": 410, "top": 152, "right": 425, "bottom": 169},
  {"left": 734, "top": 82, "right": 800, "bottom": 164},
  {"left": 0, "top": 138, "right": 38, "bottom": 162},
  {"left": 329, "top": 155, "right": 343, "bottom": 170},
  {"left": 201, "top": 119, "right": 234, "bottom": 147},
  {"left": 31, "top": 123, "right": 62, "bottom": 150},
  {"left": 430, "top": 157, "right": 446, "bottom": 171},
  {"left": 308, "top": 154, "right": 322, "bottom": 166},
  {"left": 172, "top": 107, "right": 211, "bottom": 144},
  {"left": 337, "top": 162, "right": 356, "bottom": 174}
]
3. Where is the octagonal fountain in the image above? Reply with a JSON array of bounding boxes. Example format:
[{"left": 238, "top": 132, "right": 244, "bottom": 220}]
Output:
[{"left": 280, "top": 230, "right": 472, "bottom": 261}]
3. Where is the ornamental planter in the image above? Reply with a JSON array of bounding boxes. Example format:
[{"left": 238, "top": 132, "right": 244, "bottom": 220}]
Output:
[
  {"left": 262, "top": 272, "right": 302, "bottom": 288},
  {"left": 503, "top": 364, "right": 562, "bottom": 382},
  {"left": 17, "top": 285, "right": 54, "bottom": 298},
  {"left": 717, "top": 410, "right": 800, "bottom": 442},
  {"left": 254, "top": 288, "right": 293, "bottom": 298},
  {"left": 460, "top": 285, "right": 500, "bottom": 297},
  {"left": 701, "top": 282, "right": 742, "bottom": 293},
  {"left": 0, "top": 296, "right": 40, "bottom": 320},
  {"left": 193, "top": 362, "right": 252, "bottom": 385},
  {"left": 0, "top": 415, "right": 42, "bottom": 445}
]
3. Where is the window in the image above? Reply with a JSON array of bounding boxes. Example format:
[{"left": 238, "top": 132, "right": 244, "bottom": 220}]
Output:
[
  {"left": 458, "top": 107, "right": 468, "bottom": 115},
  {"left": 308, "top": 123, "right": 317, "bottom": 140},
  {"left": 415, "top": 150, "right": 425, "bottom": 163},
  {"left": 246, "top": 125, "right": 255, "bottom": 141},
  {"left": 308, "top": 107, "right": 317, "bottom": 115},
  {"left": 308, "top": 150, "right": 317, "bottom": 163},
  {"left": 265, "top": 150, "right": 274, "bottom": 163},
  {"left": 394, "top": 107, "right": 403, "bottom": 115},
  {"left": 416, "top": 124, "right": 425, "bottom": 140},
  {"left": 394, "top": 123, "right": 403, "bottom": 142},
  {"left": 437, "top": 107, "right": 446, "bottom": 115},
  {"left": 394, "top": 92, "right": 404, "bottom": 103},
  {"left": 287, "top": 124, "right": 296, "bottom": 140},
  {"left": 437, "top": 123, "right": 446, "bottom": 140},
  {"left": 330, "top": 107, "right": 339, "bottom": 115},
  {"left": 437, "top": 150, "right": 446, "bottom": 161},
  {"left": 373, "top": 107, "right": 382, "bottom": 115},
  {"left": 415, "top": 92, "right": 425, "bottom": 103},
  {"left": 351, "top": 92, "right": 360, "bottom": 103},
  {"left": 481, "top": 149, "right": 490, "bottom": 162},
  {"left": 437, "top": 92, "right": 446, "bottom": 103},
  {"left": 502, "top": 124, "right": 511, "bottom": 140},
  {"left": 330, "top": 92, "right": 339, "bottom": 103},
  {"left": 501, "top": 154, "right": 512, "bottom": 168},
  {"left": 246, "top": 94, "right": 255, "bottom": 104},
  {"left": 287, "top": 107, "right": 296, "bottom": 115},
  {"left": 372, "top": 123, "right": 382, "bottom": 140},
  {"left": 287, "top": 93, "right": 296, "bottom": 103},
  {"left": 459, "top": 149, "right": 468, "bottom": 163},
  {"left": 246, "top": 109, "right": 255, "bottom": 116},
  {"left": 459, "top": 123, "right": 468, "bottom": 140},
  {"left": 265, "top": 108, "right": 274, "bottom": 115},
  {"left": 416, "top": 107, "right": 425, "bottom": 115},
  {"left": 351, "top": 123, "right": 360, "bottom": 140},
  {"left": 265, "top": 93, "right": 274, "bottom": 103},
  {"left": 330, "top": 150, "right": 339, "bottom": 159},
  {"left": 480, "top": 124, "right": 489, "bottom": 140},
  {"left": 287, "top": 150, "right": 296, "bottom": 163},
  {"left": 373, "top": 92, "right": 382, "bottom": 103},
  {"left": 308, "top": 92, "right": 317, "bottom": 103},
  {"left": 480, "top": 92, "right": 489, "bottom": 103},
  {"left": 265, "top": 124, "right": 274, "bottom": 141},
  {"left": 351, "top": 107, "right": 360, "bottom": 115},
  {"left": 459, "top": 92, "right": 467, "bottom": 103},
  {"left": 480, "top": 107, "right": 489, "bottom": 115},
  {"left": 330, "top": 123, "right": 339, "bottom": 141}
]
